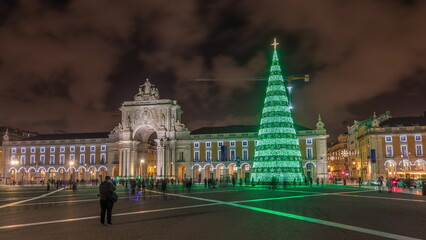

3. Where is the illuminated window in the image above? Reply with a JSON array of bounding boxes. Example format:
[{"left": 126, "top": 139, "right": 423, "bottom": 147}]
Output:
[
  {"left": 416, "top": 145, "right": 423, "bottom": 156},
  {"left": 20, "top": 155, "right": 26, "bottom": 165},
  {"left": 400, "top": 135, "right": 407, "bottom": 142},
  {"left": 49, "top": 155, "right": 55, "bottom": 165},
  {"left": 40, "top": 155, "right": 45, "bottom": 165},
  {"left": 90, "top": 154, "right": 95, "bottom": 164},
  {"left": 30, "top": 155, "right": 35, "bottom": 165},
  {"left": 306, "top": 148, "right": 313, "bottom": 159},
  {"left": 230, "top": 150, "right": 236, "bottom": 160},
  {"left": 194, "top": 151, "right": 200, "bottom": 161},
  {"left": 79, "top": 154, "right": 85, "bottom": 164},
  {"left": 100, "top": 153, "right": 106, "bottom": 164},
  {"left": 194, "top": 142, "right": 200, "bottom": 148},
  {"left": 386, "top": 145, "right": 393, "bottom": 157},
  {"left": 385, "top": 136, "right": 392, "bottom": 143},
  {"left": 242, "top": 149, "right": 248, "bottom": 160},
  {"left": 401, "top": 145, "right": 408, "bottom": 157},
  {"left": 206, "top": 150, "right": 212, "bottom": 161},
  {"left": 306, "top": 138, "right": 313, "bottom": 145},
  {"left": 59, "top": 155, "right": 65, "bottom": 165}
]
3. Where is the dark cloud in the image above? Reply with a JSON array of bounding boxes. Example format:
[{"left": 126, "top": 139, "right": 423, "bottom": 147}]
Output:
[{"left": 0, "top": 0, "right": 425, "bottom": 140}]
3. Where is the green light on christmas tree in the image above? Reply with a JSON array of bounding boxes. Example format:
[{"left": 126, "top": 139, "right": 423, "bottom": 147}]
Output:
[{"left": 252, "top": 38, "right": 304, "bottom": 183}]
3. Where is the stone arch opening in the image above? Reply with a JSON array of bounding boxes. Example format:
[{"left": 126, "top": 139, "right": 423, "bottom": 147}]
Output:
[{"left": 178, "top": 165, "right": 186, "bottom": 182}]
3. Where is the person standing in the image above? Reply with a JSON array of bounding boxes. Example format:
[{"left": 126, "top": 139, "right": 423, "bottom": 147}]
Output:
[
  {"left": 378, "top": 177, "right": 383, "bottom": 193},
  {"left": 99, "top": 176, "right": 116, "bottom": 226}
]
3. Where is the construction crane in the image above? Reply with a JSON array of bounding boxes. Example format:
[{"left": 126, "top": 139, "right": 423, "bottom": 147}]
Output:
[{"left": 284, "top": 74, "right": 310, "bottom": 110}]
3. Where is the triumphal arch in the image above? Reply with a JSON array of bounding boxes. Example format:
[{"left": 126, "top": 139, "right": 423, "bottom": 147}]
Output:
[{"left": 111, "top": 79, "right": 191, "bottom": 179}]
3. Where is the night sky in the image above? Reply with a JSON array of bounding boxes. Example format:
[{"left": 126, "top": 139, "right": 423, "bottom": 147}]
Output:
[{"left": 1, "top": 0, "right": 425, "bottom": 140}]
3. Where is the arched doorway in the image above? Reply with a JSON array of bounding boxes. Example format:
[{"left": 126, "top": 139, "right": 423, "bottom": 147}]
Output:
[
  {"left": 112, "top": 167, "right": 119, "bottom": 178},
  {"left": 228, "top": 163, "right": 237, "bottom": 179},
  {"left": 384, "top": 160, "right": 397, "bottom": 177},
  {"left": 178, "top": 165, "right": 186, "bottom": 182},
  {"left": 204, "top": 165, "right": 214, "bottom": 180},
  {"left": 305, "top": 162, "right": 316, "bottom": 180},
  {"left": 99, "top": 167, "right": 108, "bottom": 182},
  {"left": 241, "top": 163, "right": 251, "bottom": 180},
  {"left": 48, "top": 169, "right": 56, "bottom": 181},
  {"left": 133, "top": 125, "right": 158, "bottom": 179},
  {"left": 215, "top": 164, "right": 226, "bottom": 180},
  {"left": 193, "top": 165, "right": 202, "bottom": 182}
]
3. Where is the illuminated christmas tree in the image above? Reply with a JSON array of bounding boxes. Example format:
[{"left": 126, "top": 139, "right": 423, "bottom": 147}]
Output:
[{"left": 252, "top": 38, "right": 305, "bottom": 183}]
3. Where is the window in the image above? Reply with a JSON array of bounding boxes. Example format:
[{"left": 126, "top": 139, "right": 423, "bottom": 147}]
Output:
[
  {"left": 60, "top": 146, "right": 65, "bottom": 152},
  {"left": 218, "top": 141, "right": 223, "bottom": 147},
  {"left": 385, "top": 136, "right": 392, "bottom": 143},
  {"left": 416, "top": 145, "right": 423, "bottom": 156},
  {"left": 194, "top": 142, "right": 200, "bottom": 148},
  {"left": 206, "top": 142, "right": 211, "bottom": 148},
  {"left": 386, "top": 145, "right": 393, "bottom": 157},
  {"left": 415, "top": 135, "right": 422, "bottom": 142},
  {"left": 11, "top": 148, "right": 16, "bottom": 154},
  {"left": 101, "top": 145, "right": 106, "bottom": 152},
  {"left": 70, "top": 146, "right": 75, "bottom": 152},
  {"left": 90, "top": 146, "right": 96, "bottom": 152},
  {"left": 40, "top": 147, "right": 45, "bottom": 153},
  {"left": 218, "top": 150, "right": 221, "bottom": 161},
  {"left": 49, "top": 155, "right": 55, "bottom": 165},
  {"left": 400, "top": 135, "right": 407, "bottom": 142},
  {"left": 100, "top": 153, "right": 106, "bottom": 164},
  {"left": 40, "top": 155, "right": 45, "bottom": 165},
  {"left": 206, "top": 150, "right": 212, "bottom": 161},
  {"left": 194, "top": 151, "right": 200, "bottom": 161},
  {"left": 20, "top": 147, "right": 26, "bottom": 153},
  {"left": 306, "top": 148, "right": 313, "bottom": 159},
  {"left": 30, "top": 155, "right": 35, "bottom": 165},
  {"left": 59, "top": 155, "right": 65, "bottom": 165},
  {"left": 306, "top": 138, "right": 313, "bottom": 145},
  {"left": 79, "top": 154, "right": 85, "bottom": 164},
  {"left": 70, "top": 154, "right": 75, "bottom": 161},
  {"left": 50, "top": 147, "right": 55, "bottom": 153},
  {"left": 242, "top": 149, "right": 248, "bottom": 160},
  {"left": 230, "top": 150, "right": 236, "bottom": 160},
  {"left": 401, "top": 145, "right": 408, "bottom": 157},
  {"left": 80, "top": 146, "right": 85, "bottom": 152},
  {"left": 31, "top": 147, "right": 36, "bottom": 153},
  {"left": 20, "top": 155, "right": 26, "bottom": 165},
  {"left": 230, "top": 141, "right": 236, "bottom": 147},
  {"left": 242, "top": 140, "right": 248, "bottom": 147},
  {"left": 90, "top": 154, "right": 95, "bottom": 164}
]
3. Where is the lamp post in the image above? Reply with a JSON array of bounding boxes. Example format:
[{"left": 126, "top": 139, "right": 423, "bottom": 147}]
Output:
[
  {"left": 140, "top": 159, "right": 145, "bottom": 179},
  {"left": 69, "top": 160, "right": 75, "bottom": 183}
]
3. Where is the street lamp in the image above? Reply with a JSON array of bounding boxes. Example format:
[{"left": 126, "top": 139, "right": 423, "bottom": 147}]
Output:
[
  {"left": 69, "top": 161, "right": 75, "bottom": 182},
  {"left": 140, "top": 159, "right": 145, "bottom": 179}
]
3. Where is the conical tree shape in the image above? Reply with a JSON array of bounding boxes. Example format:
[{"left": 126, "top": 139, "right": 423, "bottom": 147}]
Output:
[{"left": 252, "top": 48, "right": 305, "bottom": 183}]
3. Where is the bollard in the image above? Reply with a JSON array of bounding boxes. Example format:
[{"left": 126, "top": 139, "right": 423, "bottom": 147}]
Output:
[{"left": 422, "top": 180, "right": 426, "bottom": 196}]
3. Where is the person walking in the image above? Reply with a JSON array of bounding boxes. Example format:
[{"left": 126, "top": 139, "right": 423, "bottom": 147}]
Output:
[
  {"left": 99, "top": 176, "right": 117, "bottom": 226},
  {"left": 378, "top": 177, "right": 383, "bottom": 193}
]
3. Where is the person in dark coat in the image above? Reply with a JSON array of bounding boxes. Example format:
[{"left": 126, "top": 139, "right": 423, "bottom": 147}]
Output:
[{"left": 99, "top": 176, "right": 116, "bottom": 226}]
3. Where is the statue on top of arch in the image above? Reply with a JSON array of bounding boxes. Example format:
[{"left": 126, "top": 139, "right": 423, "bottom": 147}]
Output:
[{"left": 134, "top": 78, "right": 160, "bottom": 101}]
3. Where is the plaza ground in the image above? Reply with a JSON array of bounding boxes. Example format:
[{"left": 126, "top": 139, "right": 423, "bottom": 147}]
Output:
[{"left": 0, "top": 184, "right": 425, "bottom": 240}]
